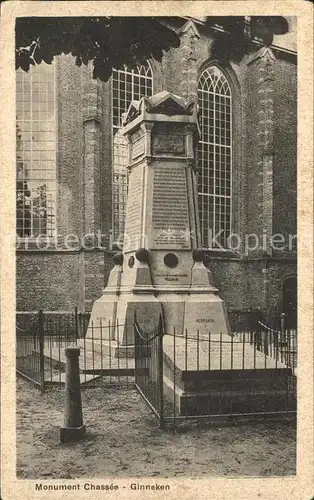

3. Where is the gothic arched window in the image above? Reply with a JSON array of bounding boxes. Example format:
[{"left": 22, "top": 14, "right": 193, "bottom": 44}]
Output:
[
  {"left": 197, "top": 66, "right": 232, "bottom": 248},
  {"left": 111, "top": 64, "right": 153, "bottom": 243}
]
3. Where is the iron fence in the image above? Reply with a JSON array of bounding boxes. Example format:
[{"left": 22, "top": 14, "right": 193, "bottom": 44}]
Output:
[
  {"left": 228, "top": 308, "right": 297, "bottom": 333},
  {"left": 16, "top": 309, "right": 140, "bottom": 390},
  {"left": 134, "top": 316, "right": 297, "bottom": 428},
  {"left": 16, "top": 311, "right": 44, "bottom": 391},
  {"left": 16, "top": 309, "right": 89, "bottom": 391},
  {"left": 16, "top": 308, "right": 297, "bottom": 427},
  {"left": 228, "top": 309, "right": 297, "bottom": 370},
  {"left": 134, "top": 313, "right": 164, "bottom": 426},
  {"left": 251, "top": 321, "right": 297, "bottom": 369}
]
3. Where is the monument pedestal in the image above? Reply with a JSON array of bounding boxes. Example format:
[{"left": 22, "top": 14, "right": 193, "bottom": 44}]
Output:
[
  {"left": 85, "top": 92, "right": 294, "bottom": 418},
  {"left": 183, "top": 260, "right": 230, "bottom": 335},
  {"left": 86, "top": 260, "right": 122, "bottom": 340},
  {"left": 87, "top": 91, "right": 231, "bottom": 348}
]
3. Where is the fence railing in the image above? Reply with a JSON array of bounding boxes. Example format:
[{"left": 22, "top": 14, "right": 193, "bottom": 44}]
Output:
[
  {"left": 134, "top": 312, "right": 164, "bottom": 425},
  {"left": 16, "top": 308, "right": 297, "bottom": 425},
  {"left": 16, "top": 308, "right": 90, "bottom": 392},
  {"left": 16, "top": 309, "right": 142, "bottom": 390},
  {"left": 16, "top": 311, "right": 44, "bottom": 391},
  {"left": 251, "top": 322, "right": 297, "bottom": 369},
  {"left": 133, "top": 317, "right": 297, "bottom": 427}
]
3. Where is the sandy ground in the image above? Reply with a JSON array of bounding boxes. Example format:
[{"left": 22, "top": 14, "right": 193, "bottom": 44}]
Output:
[{"left": 16, "top": 378, "right": 296, "bottom": 479}]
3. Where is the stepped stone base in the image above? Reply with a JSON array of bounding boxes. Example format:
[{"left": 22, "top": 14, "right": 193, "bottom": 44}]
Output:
[
  {"left": 163, "top": 371, "right": 296, "bottom": 417},
  {"left": 161, "top": 334, "right": 296, "bottom": 417}
]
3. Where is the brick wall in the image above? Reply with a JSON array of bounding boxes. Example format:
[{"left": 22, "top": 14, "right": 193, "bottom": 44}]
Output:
[
  {"left": 16, "top": 250, "right": 85, "bottom": 311},
  {"left": 208, "top": 258, "right": 267, "bottom": 311},
  {"left": 207, "top": 256, "right": 296, "bottom": 313}
]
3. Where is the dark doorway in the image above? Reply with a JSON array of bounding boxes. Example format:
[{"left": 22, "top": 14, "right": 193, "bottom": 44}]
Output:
[{"left": 282, "top": 277, "right": 297, "bottom": 328}]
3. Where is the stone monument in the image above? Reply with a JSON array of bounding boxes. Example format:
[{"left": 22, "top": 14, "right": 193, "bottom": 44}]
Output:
[{"left": 87, "top": 91, "right": 230, "bottom": 345}]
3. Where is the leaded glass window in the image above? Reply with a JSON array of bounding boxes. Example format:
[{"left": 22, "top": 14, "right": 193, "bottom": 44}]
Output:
[
  {"left": 111, "top": 64, "right": 153, "bottom": 243},
  {"left": 197, "top": 66, "right": 232, "bottom": 248},
  {"left": 16, "top": 63, "right": 56, "bottom": 238}
]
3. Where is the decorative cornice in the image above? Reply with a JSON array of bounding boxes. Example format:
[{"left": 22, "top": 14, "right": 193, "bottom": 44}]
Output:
[
  {"left": 177, "top": 17, "right": 296, "bottom": 59},
  {"left": 122, "top": 91, "right": 198, "bottom": 126}
]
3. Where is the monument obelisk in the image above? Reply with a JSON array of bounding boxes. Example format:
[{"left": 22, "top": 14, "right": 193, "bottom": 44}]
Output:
[{"left": 88, "top": 91, "right": 230, "bottom": 345}]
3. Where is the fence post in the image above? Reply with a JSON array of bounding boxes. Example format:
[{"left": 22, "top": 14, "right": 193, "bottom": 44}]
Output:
[
  {"left": 33, "top": 315, "right": 37, "bottom": 351},
  {"left": 74, "top": 306, "right": 79, "bottom": 340},
  {"left": 249, "top": 307, "right": 253, "bottom": 344},
  {"left": 133, "top": 315, "right": 138, "bottom": 384},
  {"left": 38, "top": 309, "right": 45, "bottom": 394},
  {"left": 256, "top": 312, "right": 262, "bottom": 350},
  {"left": 157, "top": 314, "right": 164, "bottom": 429},
  {"left": 281, "top": 312, "right": 286, "bottom": 358},
  {"left": 60, "top": 346, "right": 85, "bottom": 443},
  {"left": 281, "top": 312, "right": 285, "bottom": 339}
]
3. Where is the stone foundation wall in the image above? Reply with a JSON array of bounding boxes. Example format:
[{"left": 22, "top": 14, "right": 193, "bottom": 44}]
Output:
[
  {"left": 16, "top": 249, "right": 114, "bottom": 313},
  {"left": 207, "top": 257, "right": 296, "bottom": 313},
  {"left": 16, "top": 250, "right": 85, "bottom": 311}
]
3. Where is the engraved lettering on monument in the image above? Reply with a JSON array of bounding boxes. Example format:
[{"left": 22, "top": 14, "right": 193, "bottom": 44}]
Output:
[
  {"left": 152, "top": 164, "right": 191, "bottom": 249},
  {"left": 196, "top": 318, "right": 215, "bottom": 323},
  {"left": 132, "top": 136, "right": 145, "bottom": 160},
  {"left": 153, "top": 134, "right": 185, "bottom": 155},
  {"left": 123, "top": 165, "right": 143, "bottom": 251}
]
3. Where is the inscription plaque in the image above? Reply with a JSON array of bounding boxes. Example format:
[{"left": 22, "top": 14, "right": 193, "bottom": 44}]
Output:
[
  {"left": 153, "top": 134, "right": 185, "bottom": 155},
  {"left": 123, "top": 165, "right": 143, "bottom": 252},
  {"left": 151, "top": 165, "right": 191, "bottom": 249},
  {"left": 132, "top": 136, "right": 145, "bottom": 160}
]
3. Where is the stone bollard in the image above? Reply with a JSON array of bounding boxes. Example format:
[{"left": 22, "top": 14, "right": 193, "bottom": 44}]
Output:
[{"left": 60, "top": 346, "right": 86, "bottom": 443}]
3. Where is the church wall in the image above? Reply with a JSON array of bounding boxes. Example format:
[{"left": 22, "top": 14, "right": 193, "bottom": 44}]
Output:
[
  {"left": 16, "top": 250, "right": 85, "bottom": 312},
  {"left": 16, "top": 21, "right": 297, "bottom": 315}
]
